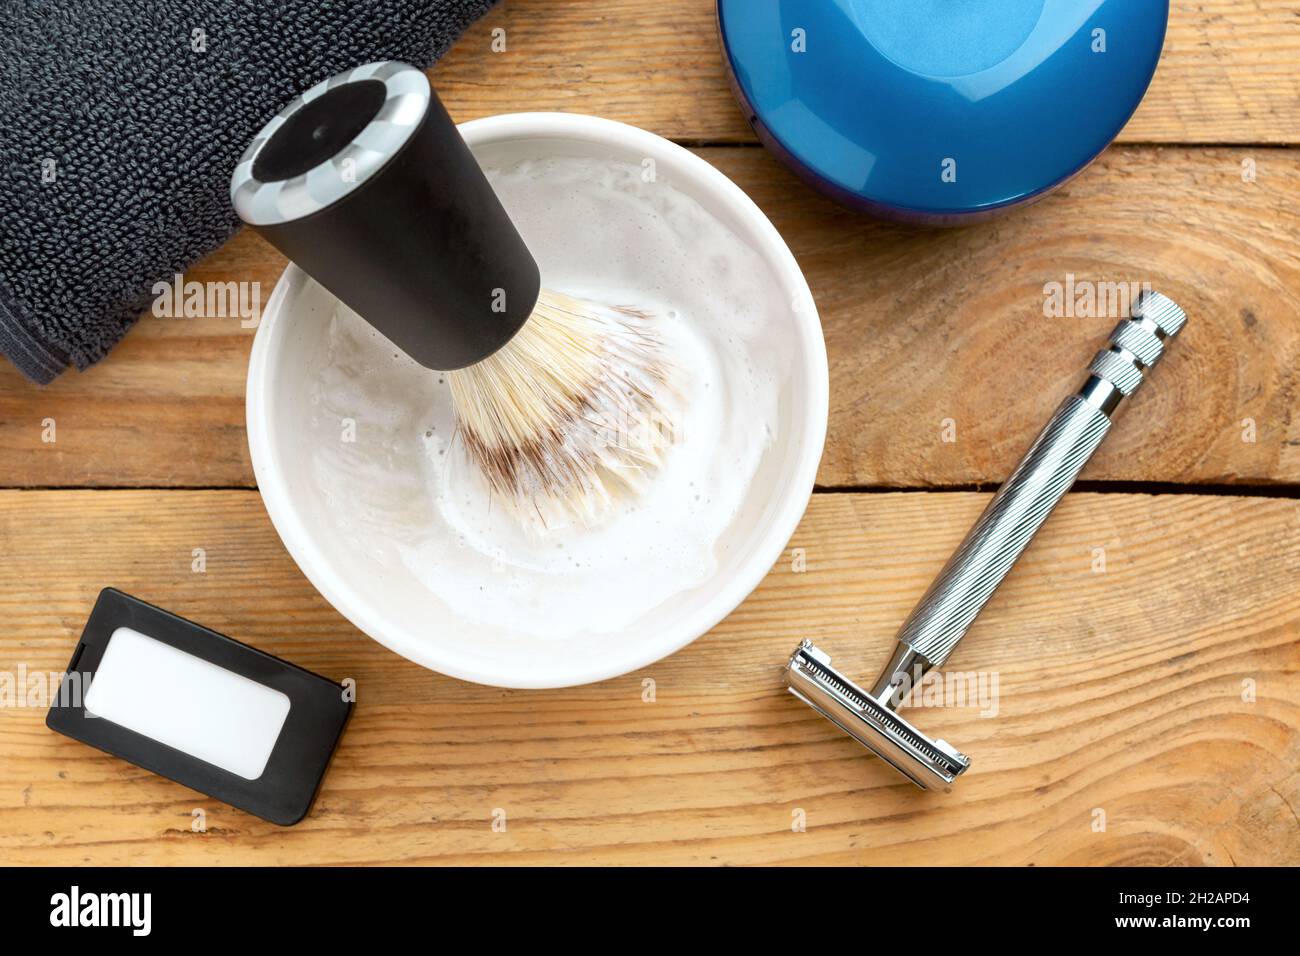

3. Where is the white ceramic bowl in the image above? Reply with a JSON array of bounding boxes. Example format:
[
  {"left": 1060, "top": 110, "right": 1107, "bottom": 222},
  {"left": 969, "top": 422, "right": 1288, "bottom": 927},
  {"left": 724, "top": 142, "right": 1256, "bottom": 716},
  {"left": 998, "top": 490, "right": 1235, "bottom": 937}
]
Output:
[{"left": 246, "top": 113, "right": 828, "bottom": 688}]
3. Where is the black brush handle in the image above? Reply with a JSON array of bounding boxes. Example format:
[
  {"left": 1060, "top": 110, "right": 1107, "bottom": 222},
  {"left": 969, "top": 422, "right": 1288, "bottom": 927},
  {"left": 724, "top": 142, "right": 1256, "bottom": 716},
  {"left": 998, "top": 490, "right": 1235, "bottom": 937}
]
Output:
[{"left": 231, "top": 61, "right": 539, "bottom": 370}]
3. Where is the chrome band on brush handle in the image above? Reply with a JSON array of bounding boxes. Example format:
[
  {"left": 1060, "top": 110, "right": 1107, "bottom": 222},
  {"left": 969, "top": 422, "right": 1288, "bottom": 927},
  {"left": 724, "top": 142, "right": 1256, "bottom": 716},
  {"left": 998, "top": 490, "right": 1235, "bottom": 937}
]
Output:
[{"left": 871, "top": 291, "right": 1186, "bottom": 698}]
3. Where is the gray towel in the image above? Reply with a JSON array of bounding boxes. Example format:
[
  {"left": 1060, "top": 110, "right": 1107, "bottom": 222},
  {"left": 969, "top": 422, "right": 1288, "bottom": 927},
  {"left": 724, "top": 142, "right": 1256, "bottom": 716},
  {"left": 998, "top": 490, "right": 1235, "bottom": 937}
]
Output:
[{"left": 0, "top": 0, "right": 495, "bottom": 384}]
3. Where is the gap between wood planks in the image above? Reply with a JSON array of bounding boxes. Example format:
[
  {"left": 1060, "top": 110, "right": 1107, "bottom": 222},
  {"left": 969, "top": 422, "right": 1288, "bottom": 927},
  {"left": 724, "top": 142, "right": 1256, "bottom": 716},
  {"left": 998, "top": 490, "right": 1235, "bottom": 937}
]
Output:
[
  {"left": 668, "top": 140, "right": 1300, "bottom": 151},
  {"left": 4, "top": 483, "right": 1300, "bottom": 499},
  {"left": 814, "top": 481, "right": 1300, "bottom": 498}
]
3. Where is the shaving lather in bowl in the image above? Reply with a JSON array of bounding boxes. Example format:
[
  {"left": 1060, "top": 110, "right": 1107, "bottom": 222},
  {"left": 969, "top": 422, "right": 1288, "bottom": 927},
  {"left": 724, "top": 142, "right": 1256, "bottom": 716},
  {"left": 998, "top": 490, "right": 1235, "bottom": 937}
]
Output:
[{"left": 786, "top": 292, "right": 1187, "bottom": 789}]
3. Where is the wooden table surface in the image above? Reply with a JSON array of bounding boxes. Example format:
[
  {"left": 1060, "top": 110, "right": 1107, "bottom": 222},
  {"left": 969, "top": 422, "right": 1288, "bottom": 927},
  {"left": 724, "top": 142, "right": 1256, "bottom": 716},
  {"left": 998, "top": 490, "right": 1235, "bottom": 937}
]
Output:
[{"left": 2, "top": 1, "right": 1297, "bottom": 866}]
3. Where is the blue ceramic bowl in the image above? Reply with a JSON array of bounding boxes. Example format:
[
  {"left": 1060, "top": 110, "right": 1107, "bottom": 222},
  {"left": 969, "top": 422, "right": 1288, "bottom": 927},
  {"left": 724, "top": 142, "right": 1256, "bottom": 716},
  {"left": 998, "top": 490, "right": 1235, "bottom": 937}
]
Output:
[{"left": 718, "top": 0, "right": 1167, "bottom": 224}]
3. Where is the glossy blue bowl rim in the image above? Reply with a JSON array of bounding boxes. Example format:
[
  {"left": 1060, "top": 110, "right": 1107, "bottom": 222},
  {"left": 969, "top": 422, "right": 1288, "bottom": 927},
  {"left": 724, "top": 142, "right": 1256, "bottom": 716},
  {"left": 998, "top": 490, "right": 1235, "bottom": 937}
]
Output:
[{"left": 717, "top": 1, "right": 1168, "bottom": 223}]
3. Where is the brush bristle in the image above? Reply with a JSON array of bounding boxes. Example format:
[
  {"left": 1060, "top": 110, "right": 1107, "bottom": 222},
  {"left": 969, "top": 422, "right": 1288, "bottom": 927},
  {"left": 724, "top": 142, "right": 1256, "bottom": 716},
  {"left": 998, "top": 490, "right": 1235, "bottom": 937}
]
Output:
[{"left": 447, "top": 289, "right": 679, "bottom": 530}]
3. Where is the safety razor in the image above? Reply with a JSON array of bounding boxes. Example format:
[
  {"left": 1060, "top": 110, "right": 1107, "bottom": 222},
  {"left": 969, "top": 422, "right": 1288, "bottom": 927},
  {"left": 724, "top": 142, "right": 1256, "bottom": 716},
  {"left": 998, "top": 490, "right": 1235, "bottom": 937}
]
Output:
[{"left": 785, "top": 291, "right": 1187, "bottom": 790}]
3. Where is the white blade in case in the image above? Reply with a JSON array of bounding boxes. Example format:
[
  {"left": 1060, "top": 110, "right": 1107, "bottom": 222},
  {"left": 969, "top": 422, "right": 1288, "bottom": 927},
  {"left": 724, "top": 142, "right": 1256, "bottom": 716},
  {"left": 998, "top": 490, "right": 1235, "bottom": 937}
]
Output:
[{"left": 47, "top": 589, "right": 352, "bottom": 825}]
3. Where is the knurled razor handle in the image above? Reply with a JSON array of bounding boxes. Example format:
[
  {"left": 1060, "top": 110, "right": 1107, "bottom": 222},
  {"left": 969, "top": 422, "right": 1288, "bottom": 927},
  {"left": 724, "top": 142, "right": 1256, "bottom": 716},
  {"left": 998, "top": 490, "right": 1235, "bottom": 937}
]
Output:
[{"left": 891, "top": 292, "right": 1186, "bottom": 673}]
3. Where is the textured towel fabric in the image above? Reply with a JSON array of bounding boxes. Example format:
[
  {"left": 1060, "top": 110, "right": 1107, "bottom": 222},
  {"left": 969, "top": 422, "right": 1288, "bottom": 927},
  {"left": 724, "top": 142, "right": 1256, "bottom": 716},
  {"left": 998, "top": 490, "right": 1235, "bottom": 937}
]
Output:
[{"left": 0, "top": 0, "right": 495, "bottom": 384}]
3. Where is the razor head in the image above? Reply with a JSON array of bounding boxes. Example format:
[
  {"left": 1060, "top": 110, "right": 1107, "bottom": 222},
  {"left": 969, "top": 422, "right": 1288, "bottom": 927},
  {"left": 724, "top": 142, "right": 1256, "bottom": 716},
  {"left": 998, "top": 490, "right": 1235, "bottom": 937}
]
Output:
[{"left": 784, "top": 640, "right": 971, "bottom": 791}]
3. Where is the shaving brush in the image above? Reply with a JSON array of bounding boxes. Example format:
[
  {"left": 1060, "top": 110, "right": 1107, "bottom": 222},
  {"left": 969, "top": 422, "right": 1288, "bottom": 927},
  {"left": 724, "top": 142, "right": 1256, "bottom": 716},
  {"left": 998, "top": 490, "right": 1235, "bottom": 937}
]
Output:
[
  {"left": 448, "top": 291, "right": 675, "bottom": 527},
  {"left": 233, "top": 62, "right": 677, "bottom": 528}
]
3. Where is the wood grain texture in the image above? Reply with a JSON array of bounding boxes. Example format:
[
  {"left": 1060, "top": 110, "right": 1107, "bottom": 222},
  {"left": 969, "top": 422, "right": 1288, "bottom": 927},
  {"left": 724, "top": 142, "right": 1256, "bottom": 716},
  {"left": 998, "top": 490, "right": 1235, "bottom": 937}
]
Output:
[
  {"left": 781, "top": 144, "right": 1300, "bottom": 488},
  {"left": 2, "top": 145, "right": 1295, "bottom": 489},
  {"left": 430, "top": 0, "right": 1300, "bottom": 145},
  {"left": 0, "top": 490, "right": 1296, "bottom": 865}
]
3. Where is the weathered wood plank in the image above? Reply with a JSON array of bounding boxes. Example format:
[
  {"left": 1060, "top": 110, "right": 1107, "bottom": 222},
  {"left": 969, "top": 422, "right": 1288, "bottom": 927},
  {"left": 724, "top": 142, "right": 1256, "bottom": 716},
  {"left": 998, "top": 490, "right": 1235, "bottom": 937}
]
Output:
[
  {"left": 768, "top": 144, "right": 1300, "bottom": 488},
  {"left": 0, "top": 489, "right": 1295, "bottom": 865},
  {"left": 432, "top": 0, "right": 1300, "bottom": 145},
  {"left": 2, "top": 146, "right": 1295, "bottom": 488}
]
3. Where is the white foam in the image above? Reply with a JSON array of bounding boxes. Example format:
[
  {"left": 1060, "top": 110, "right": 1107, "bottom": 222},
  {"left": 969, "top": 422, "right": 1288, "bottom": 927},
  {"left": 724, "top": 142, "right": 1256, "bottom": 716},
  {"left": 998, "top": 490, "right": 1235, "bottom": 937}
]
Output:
[{"left": 303, "top": 155, "right": 783, "bottom": 639}]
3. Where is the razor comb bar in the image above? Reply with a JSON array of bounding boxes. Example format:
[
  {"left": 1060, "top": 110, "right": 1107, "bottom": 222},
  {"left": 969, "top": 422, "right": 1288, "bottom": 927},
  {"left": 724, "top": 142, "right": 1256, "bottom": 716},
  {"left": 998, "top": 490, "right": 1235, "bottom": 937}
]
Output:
[
  {"left": 784, "top": 291, "right": 1187, "bottom": 790},
  {"left": 786, "top": 640, "right": 970, "bottom": 789}
]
